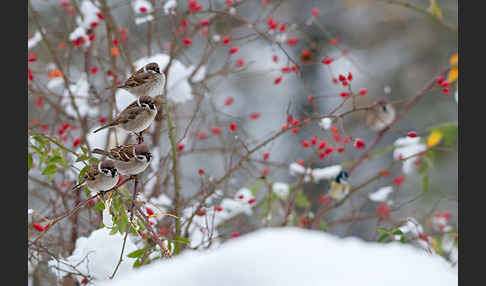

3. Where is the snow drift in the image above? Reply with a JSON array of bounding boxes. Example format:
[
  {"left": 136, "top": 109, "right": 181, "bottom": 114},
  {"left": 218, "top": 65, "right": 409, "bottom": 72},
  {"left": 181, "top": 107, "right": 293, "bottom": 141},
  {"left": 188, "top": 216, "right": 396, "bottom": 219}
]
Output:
[{"left": 98, "top": 228, "right": 457, "bottom": 286}]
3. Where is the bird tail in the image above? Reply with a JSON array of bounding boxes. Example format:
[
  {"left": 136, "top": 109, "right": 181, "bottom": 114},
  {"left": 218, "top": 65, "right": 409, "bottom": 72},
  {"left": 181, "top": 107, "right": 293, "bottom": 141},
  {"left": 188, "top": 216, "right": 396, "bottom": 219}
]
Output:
[
  {"left": 72, "top": 181, "right": 86, "bottom": 192},
  {"left": 92, "top": 148, "right": 111, "bottom": 157},
  {"left": 93, "top": 122, "right": 116, "bottom": 133}
]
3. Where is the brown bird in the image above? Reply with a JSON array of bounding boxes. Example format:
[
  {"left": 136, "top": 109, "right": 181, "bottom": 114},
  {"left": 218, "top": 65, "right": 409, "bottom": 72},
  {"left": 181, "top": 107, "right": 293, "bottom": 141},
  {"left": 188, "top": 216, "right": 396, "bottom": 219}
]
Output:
[
  {"left": 92, "top": 144, "right": 152, "bottom": 175},
  {"left": 116, "top": 62, "right": 166, "bottom": 98},
  {"left": 93, "top": 96, "right": 158, "bottom": 140},
  {"left": 365, "top": 100, "right": 396, "bottom": 132},
  {"left": 72, "top": 160, "right": 119, "bottom": 192}
]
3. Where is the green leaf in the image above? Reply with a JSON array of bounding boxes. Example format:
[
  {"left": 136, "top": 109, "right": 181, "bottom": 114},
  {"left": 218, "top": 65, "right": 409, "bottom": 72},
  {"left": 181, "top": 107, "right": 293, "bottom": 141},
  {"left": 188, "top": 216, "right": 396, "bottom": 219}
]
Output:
[
  {"left": 81, "top": 146, "right": 88, "bottom": 154},
  {"left": 127, "top": 249, "right": 146, "bottom": 258},
  {"left": 377, "top": 227, "right": 390, "bottom": 234},
  {"left": 295, "top": 190, "right": 310, "bottom": 208},
  {"left": 118, "top": 208, "right": 129, "bottom": 234},
  {"left": 377, "top": 233, "right": 390, "bottom": 242},
  {"left": 32, "top": 135, "right": 46, "bottom": 147},
  {"left": 173, "top": 237, "right": 190, "bottom": 244},
  {"left": 84, "top": 187, "right": 91, "bottom": 196},
  {"left": 400, "top": 236, "right": 406, "bottom": 243},
  {"left": 133, "top": 258, "right": 142, "bottom": 268},
  {"left": 422, "top": 173, "right": 429, "bottom": 193},
  {"left": 42, "top": 164, "right": 57, "bottom": 176},
  {"left": 76, "top": 155, "right": 90, "bottom": 162},
  {"left": 392, "top": 229, "right": 403, "bottom": 235},
  {"left": 46, "top": 155, "right": 63, "bottom": 165},
  {"left": 28, "top": 154, "right": 33, "bottom": 171},
  {"left": 89, "top": 157, "right": 100, "bottom": 165},
  {"left": 93, "top": 202, "right": 105, "bottom": 211},
  {"left": 79, "top": 165, "right": 90, "bottom": 182}
]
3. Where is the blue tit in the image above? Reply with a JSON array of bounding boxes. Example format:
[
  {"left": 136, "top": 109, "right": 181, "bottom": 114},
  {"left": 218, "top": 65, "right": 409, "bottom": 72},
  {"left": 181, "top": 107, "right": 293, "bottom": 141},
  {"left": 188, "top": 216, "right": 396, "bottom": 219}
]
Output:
[{"left": 327, "top": 171, "right": 350, "bottom": 200}]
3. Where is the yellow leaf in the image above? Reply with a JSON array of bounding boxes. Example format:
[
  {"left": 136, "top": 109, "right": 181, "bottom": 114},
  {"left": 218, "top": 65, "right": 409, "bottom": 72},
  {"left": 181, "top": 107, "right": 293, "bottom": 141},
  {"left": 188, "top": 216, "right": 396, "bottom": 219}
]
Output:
[
  {"left": 447, "top": 66, "right": 458, "bottom": 83},
  {"left": 427, "top": 130, "right": 443, "bottom": 147},
  {"left": 449, "top": 53, "right": 458, "bottom": 66},
  {"left": 427, "top": 0, "right": 443, "bottom": 19}
]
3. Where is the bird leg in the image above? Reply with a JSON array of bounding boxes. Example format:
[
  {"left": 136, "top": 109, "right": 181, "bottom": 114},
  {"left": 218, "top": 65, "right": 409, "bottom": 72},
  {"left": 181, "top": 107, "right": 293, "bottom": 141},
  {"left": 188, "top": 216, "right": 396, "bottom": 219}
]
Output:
[{"left": 134, "top": 132, "right": 144, "bottom": 143}]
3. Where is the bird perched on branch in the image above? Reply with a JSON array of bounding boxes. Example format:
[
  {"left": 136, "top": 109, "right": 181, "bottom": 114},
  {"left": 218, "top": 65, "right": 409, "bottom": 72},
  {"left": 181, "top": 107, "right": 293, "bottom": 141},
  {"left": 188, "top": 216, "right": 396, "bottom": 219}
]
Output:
[
  {"left": 115, "top": 62, "right": 166, "bottom": 98},
  {"left": 93, "top": 96, "right": 158, "bottom": 141},
  {"left": 365, "top": 100, "right": 396, "bottom": 132},
  {"left": 327, "top": 170, "right": 350, "bottom": 200},
  {"left": 92, "top": 144, "right": 152, "bottom": 175},
  {"left": 72, "top": 160, "right": 119, "bottom": 192}
]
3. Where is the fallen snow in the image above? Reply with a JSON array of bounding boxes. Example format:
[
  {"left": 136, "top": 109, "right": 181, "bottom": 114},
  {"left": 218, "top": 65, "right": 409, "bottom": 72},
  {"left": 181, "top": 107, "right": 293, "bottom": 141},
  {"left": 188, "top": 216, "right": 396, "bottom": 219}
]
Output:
[
  {"left": 368, "top": 186, "right": 393, "bottom": 202},
  {"left": 49, "top": 228, "right": 137, "bottom": 283},
  {"left": 28, "top": 31, "right": 42, "bottom": 49},
  {"left": 393, "top": 136, "right": 427, "bottom": 175},
  {"left": 98, "top": 228, "right": 457, "bottom": 286}
]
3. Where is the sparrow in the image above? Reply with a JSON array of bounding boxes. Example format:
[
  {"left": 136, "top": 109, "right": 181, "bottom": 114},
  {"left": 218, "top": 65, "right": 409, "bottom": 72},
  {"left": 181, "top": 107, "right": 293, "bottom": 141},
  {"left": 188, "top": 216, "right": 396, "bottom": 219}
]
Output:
[
  {"left": 93, "top": 96, "right": 158, "bottom": 140},
  {"left": 72, "top": 160, "right": 119, "bottom": 192},
  {"left": 327, "top": 170, "right": 350, "bottom": 200},
  {"left": 116, "top": 62, "right": 166, "bottom": 98},
  {"left": 92, "top": 144, "right": 153, "bottom": 175},
  {"left": 365, "top": 100, "right": 396, "bottom": 132}
]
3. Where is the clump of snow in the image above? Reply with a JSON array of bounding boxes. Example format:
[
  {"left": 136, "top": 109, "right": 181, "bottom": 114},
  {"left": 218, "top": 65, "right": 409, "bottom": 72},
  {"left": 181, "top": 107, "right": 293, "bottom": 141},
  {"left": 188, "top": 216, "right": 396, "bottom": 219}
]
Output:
[
  {"left": 69, "top": 26, "right": 90, "bottom": 48},
  {"left": 47, "top": 77, "right": 64, "bottom": 89},
  {"left": 133, "top": 0, "right": 153, "bottom": 14},
  {"left": 289, "top": 163, "right": 341, "bottom": 183},
  {"left": 393, "top": 136, "right": 427, "bottom": 174},
  {"left": 97, "top": 228, "right": 457, "bottom": 286},
  {"left": 135, "top": 15, "right": 154, "bottom": 25},
  {"left": 28, "top": 31, "right": 42, "bottom": 49},
  {"left": 164, "top": 0, "right": 177, "bottom": 15},
  {"left": 103, "top": 207, "right": 114, "bottom": 228},
  {"left": 272, "top": 182, "right": 289, "bottom": 199},
  {"left": 63, "top": 73, "right": 98, "bottom": 117},
  {"left": 318, "top": 117, "right": 332, "bottom": 130},
  {"left": 49, "top": 228, "right": 137, "bottom": 284},
  {"left": 77, "top": 1, "right": 101, "bottom": 30},
  {"left": 368, "top": 186, "right": 393, "bottom": 202}
]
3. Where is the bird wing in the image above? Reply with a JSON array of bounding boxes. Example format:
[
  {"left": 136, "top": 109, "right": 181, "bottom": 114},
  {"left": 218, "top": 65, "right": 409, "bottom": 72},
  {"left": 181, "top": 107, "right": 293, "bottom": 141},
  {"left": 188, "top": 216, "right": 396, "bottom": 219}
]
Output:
[
  {"left": 109, "top": 145, "right": 136, "bottom": 162},
  {"left": 114, "top": 106, "right": 144, "bottom": 124},
  {"left": 84, "top": 167, "right": 101, "bottom": 181},
  {"left": 119, "top": 68, "right": 154, "bottom": 88}
]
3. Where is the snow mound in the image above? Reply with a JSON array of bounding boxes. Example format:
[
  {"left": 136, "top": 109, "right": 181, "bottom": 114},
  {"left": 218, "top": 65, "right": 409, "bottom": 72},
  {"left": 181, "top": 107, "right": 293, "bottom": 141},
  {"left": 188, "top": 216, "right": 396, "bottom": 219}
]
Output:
[{"left": 98, "top": 228, "right": 457, "bottom": 286}]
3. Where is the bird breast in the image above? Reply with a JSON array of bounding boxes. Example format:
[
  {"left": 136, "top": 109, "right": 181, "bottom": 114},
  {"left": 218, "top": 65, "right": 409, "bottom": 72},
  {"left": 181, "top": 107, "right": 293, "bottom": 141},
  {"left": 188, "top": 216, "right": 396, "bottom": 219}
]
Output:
[
  {"left": 115, "top": 160, "right": 150, "bottom": 175},
  {"left": 121, "top": 109, "right": 157, "bottom": 133},
  {"left": 87, "top": 172, "right": 119, "bottom": 191}
]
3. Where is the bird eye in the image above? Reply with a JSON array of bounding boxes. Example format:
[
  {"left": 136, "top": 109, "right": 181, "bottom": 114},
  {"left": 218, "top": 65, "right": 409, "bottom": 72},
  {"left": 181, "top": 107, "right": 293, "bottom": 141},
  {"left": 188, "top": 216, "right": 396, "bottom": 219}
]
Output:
[
  {"left": 102, "top": 169, "right": 109, "bottom": 175},
  {"left": 137, "top": 155, "right": 145, "bottom": 161}
]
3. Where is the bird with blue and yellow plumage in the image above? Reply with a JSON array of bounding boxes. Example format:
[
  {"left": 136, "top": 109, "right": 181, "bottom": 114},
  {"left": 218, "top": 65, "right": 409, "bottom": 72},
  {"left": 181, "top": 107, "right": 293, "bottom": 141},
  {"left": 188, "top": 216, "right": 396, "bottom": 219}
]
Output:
[{"left": 327, "top": 171, "right": 350, "bottom": 200}]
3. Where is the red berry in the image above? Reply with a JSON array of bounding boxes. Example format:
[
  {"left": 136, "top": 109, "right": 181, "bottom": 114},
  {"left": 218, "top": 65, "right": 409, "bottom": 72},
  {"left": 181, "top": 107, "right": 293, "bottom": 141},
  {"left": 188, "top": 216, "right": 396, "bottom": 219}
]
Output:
[
  {"left": 196, "top": 210, "right": 206, "bottom": 216},
  {"left": 281, "top": 124, "right": 288, "bottom": 131},
  {"left": 330, "top": 38, "right": 339, "bottom": 46},
  {"left": 379, "top": 169, "right": 389, "bottom": 177},
  {"left": 342, "top": 80, "right": 348, "bottom": 86},
  {"left": 338, "top": 74, "right": 346, "bottom": 81},
  {"left": 337, "top": 146, "right": 344, "bottom": 153},
  {"left": 90, "top": 21, "right": 98, "bottom": 28},
  {"left": 183, "top": 38, "right": 192, "bottom": 45},
  {"left": 28, "top": 53, "right": 36, "bottom": 62},
  {"left": 318, "top": 140, "right": 327, "bottom": 150},
  {"left": 280, "top": 24, "right": 286, "bottom": 32},
  {"left": 347, "top": 72, "right": 353, "bottom": 81},
  {"left": 97, "top": 12, "right": 104, "bottom": 20},
  {"left": 197, "top": 132, "right": 208, "bottom": 140},
  {"left": 211, "top": 127, "right": 221, "bottom": 135},
  {"left": 215, "top": 205, "right": 223, "bottom": 212},
  {"left": 286, "top": 38, "right": 298, "bottom": 45},
  {"left": 248, "top": 198, "right": 256, "bottom": 204},
  {"left": 263, "top": 152, "right": 270, "bottom": 160},
  {"left": 224, "top": 97, "right": 234, "bottom": 106},
  {"left": 112, "top": 38, "right": 119, "bottom": 46},
  {"left": 146, "top": 208, "right": 154, "bottom": 216},
  {"left": 98, "top": 117, "right": 107, "bottom": 124},
  {"left": 81, "top": 278, "right": 89, "bottom": 285},
  {"left": 222, "top": 36, "right": 231, "bottom": 45},
  {"left": 291, "top": 128, "right": 299, "bottom": 134},
  {"left": 231, "top": 232, "right": 239, "bottom": 238},
  {"left": 181, "top": 19, "right": 188, "bottom": 27},
  {"left": 376, "top": 203, "right": 391, "bottom": 218},
  {"left": 34, "top": 96, "right": 43, "bottom": 108},
  {"left": 90, "top": 66, "right": 98, "bottom": 74},
  {"left": 200, "top": 20, "right": 210, "bottom": 27},
  {"left": 274, "top": 76, "right": 282, "bottom": 84},
  {"left": 437, "top": 76, "right": 445, "bottom": 85},
  {"left": 393, "top": 175, "right": 404, "bottom": 186},
  {"left": 88, "top": 34, "right": 95, "bottom": 41},
  {"left": 139, "top": 7, "right": 148, "bottom": 13},
  {"left": 322, "top": 58, "right": 333, "bottom": 65},
  {"left": 198, "top": 169, "right": 205, "bottom": 175},
  {"left": 272, "top": 55, "right": 279, "bottom": 62},
  {"left": 177, "top": 144, "right": 184, "bottom": 151},
  {"left": 311, "top": 8, "right": 320, "bottom": 17},
  {"left": 359, "top": 88, "right": 368, "bottom": 96},
  {"left": 301, "top": 140, "right": 310, "bottom": 148},
  {"left": 442, "top": 87, "right": 450, "bottom": 94},
  {"left": 229, "top": 46, "right": 239, "bottom": 54},
  {"left": 229, "top": 122, "right": 237, "bottom": 132},
  {"left": 262, "top": 166, "right": 269, "bottom": 175},
  {"left": 340, "top": 92, "right": 350, "bottom": 98},
  {"left": 319, "top": 153, "right": 326, "bottom": 159},
  {"left": 292, "top": 118, "right": 300, "bottom": 126},
  {"left": 324, "top": 147, "right": 334, "bottom": 154},
  {"left": 308, "top": 96, "right": 313, "bottom": 103},
  {"left": 407, "top": 131, "right": 417, "bottom": 138},
  {"left": 33, "top": 223, "right": 44, "bottom": 232},
  {"left": 311, "top": 136, "right": 317, "bottom": 145},
  {"left": 72, "top": 137, "right": 82, "bottom": 148},
  {"left": 67, "top": 7, "right": 75, "bottom": 14},
  {"left": 249, "top": 112, "right": 260, "bottom": 119},
  {"left": 297, "top": 159, "right": 305, "bottom": 166},
  {"left": 441, "top": 81, "right": 450, "bottom": 88},
  {"left": 61, "top": 1, "right": 69, "bottom": 7},
  {"left": 354, "top": 138, "right": 365, "bottom": 149},
  {"left": 41, "top": 125, "right": 48, "bottom": 131},
  {"left": 236, "top": 58, "right": 245, "bottom": 67},
  {"left": 159, "top": 228, "right": 168, "bottom": 235}
]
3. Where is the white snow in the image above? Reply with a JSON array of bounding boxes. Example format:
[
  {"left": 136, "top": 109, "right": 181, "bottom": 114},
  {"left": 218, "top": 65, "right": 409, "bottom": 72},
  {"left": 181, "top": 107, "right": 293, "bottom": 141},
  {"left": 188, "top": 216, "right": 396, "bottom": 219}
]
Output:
[
  {"left": 163, "top": 0, "right": 177, "bottom": 15},
  {"left": 318, "top": 117, "right": 332, "bottom": 130},
  {"left": 272, "top": 182, "right": 289, "bottom": 199},
  {"left": 368, "top": 186, "right": 393, "bottom": 202},
  {"left": 311, "top": 165, "right": 342, "bottom": 183},
  {"left": 97, "top": 228, "right": 457, "bottom": 286},
  {"left": 133, "top": 0, "right": 153, "bottom": 14},
  {"left": 28, "top": 31, "right": 42, "bottom": 49},
  {"left": 393, "top": 136, "right": 427, "bottom": 175},
  {"left": 77, "top": 0, "right": 101, "bottom": 30},
  {"left": 49, "top": 228, "right": 137, "bottom": 283},
  {"left": 454, "top": 90, "right": 458, "bottom": 103}
]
